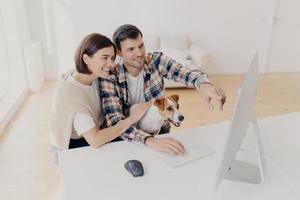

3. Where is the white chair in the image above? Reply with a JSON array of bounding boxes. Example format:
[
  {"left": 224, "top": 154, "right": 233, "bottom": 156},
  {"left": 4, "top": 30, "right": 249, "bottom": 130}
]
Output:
[{"left": 144, "top": 34, "right": 211, "bottom": 88}]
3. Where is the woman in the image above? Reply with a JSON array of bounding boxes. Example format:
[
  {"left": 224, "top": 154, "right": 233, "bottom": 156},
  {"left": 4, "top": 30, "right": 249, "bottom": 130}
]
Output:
[{"left": 50, "top": 33, "right": 150, "bottom": 161}]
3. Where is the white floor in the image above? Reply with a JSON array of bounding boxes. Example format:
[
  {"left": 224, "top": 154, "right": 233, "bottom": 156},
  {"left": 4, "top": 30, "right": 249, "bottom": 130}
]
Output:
[
  {"left": 0, "top": 82, "right": 59, "bottom": 200},
  {"left": 0, "top": 73, "right": 299, "bottom": 200}
]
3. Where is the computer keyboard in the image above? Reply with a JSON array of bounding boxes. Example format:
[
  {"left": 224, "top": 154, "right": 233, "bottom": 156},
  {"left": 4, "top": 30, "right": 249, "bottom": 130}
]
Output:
[{"left": 157, "top": 138, "right": 216, "bottom": 168}]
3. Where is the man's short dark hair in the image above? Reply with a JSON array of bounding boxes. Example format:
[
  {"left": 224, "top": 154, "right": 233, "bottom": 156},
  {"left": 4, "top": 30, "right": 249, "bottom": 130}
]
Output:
[
  {"left": 75, "top": 33, "right": 116, "bottom": 74},
  {"left": 113, "top": 24, "right": 143, "bottom": 50}
]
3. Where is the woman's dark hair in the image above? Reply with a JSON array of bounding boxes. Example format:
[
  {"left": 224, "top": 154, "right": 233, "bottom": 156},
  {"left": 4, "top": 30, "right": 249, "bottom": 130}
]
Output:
[
  {"left": 75, "top": 33, "right": 116, "bottom": 74},
  {"left": 113, "top": 24, "right": 143, "bottom": 51}
]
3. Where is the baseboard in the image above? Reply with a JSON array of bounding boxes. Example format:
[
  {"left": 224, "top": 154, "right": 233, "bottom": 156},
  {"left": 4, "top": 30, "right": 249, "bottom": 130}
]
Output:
[{"left": 0, "top": 89, "right": 29, "bottom": 134}]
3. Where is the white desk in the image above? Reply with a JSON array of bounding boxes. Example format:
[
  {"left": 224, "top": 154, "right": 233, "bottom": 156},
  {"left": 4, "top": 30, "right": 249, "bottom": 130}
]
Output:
[{"left": 59, "top": 112, "right": 300, "bottom": 200}]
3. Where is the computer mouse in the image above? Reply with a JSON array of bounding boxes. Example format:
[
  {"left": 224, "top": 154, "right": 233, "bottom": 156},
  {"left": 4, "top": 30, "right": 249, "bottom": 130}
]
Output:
[{"left": 124, "top": 159, "right": 144, "bottom": 177}]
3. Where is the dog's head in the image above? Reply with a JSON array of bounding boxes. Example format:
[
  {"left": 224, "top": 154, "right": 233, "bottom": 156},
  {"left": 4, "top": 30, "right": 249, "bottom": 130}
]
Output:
[{"left": 154, "top": 95, "right": 184, "bottom": 127}]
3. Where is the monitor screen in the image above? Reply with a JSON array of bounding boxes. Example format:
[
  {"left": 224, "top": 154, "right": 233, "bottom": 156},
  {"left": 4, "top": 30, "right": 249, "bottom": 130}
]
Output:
[{"left": 215, "top": 51, "right": 264, "bottom": 190}]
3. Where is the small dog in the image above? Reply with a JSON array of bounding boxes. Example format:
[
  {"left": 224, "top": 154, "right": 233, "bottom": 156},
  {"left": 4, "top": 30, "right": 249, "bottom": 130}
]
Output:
[{"left": 131, "top": 95, "right": 184, "bottom": 134}]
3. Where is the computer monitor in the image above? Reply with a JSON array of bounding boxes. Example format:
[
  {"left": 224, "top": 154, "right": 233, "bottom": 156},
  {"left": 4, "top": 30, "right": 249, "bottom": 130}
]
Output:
[{"left": 215, "top": 51, "right": 265, "bottom": 191}]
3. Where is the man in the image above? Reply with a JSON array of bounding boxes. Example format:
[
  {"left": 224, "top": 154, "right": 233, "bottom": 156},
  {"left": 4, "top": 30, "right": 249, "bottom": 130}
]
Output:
[{"left": 100, "top": 24, "right": 226, "bottom": 155}]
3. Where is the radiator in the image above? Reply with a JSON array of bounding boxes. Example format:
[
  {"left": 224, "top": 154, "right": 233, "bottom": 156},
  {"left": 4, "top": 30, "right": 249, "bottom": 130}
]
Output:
[{"left": 23, "top": 41, "right": 45, "bottom": 92}]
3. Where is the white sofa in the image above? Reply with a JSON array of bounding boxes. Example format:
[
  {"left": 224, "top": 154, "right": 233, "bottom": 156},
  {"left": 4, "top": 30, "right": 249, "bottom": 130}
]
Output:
[{"left": 143, "top": 35, "right": 211, "bottom": 88}]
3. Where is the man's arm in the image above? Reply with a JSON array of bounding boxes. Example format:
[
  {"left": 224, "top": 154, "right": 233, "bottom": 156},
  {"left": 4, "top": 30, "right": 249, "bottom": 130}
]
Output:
[
  {"left": 153, "top": 52, "right": 226, "bottom": 110},
  {"left": 154, "top": 52, "right": 211, "bottom": 88},
  {"left": 99, "top": 77, "right": 151, "bottom": 143}
]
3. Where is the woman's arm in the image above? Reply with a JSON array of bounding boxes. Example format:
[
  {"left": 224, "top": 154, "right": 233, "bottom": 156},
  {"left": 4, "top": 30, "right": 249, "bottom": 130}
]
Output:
[
  {"left": 99, "top": 77, "right": 152, "bottom": 143},
  {"left": 82, "top": 102, "right": 151, "bottom": 148}
]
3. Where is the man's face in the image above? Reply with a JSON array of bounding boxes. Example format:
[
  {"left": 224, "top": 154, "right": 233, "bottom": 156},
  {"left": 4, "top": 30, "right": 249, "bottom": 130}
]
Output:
[{"left": 119, "top": 34, "right": 146, "bottom": 69}]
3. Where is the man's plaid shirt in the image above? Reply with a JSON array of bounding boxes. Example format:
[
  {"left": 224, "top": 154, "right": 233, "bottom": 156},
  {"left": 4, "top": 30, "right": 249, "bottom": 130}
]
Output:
[{"left": 99, "top": 52, "right": 211, "bottom": 144}]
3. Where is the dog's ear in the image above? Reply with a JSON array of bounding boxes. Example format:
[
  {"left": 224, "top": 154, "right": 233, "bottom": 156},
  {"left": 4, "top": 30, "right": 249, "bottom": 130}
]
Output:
[
  {"left": 154, "top": 98, "right": 165, "bottom": 110},
  {"left": 168, "top": 95, "right": 179, "bottom": 103}
]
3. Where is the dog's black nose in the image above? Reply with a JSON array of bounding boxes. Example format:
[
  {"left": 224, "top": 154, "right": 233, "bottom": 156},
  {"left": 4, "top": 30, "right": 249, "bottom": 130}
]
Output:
[{"left": 179, "top": 115, "right": 184, "bottom": 121}]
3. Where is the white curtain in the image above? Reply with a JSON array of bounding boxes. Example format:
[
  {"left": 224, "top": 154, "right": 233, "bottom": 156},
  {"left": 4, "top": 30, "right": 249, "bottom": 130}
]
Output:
[
  {"left": 0, "top": 13, "right": 11, "bottom": 100},
  {"left": 0, "top": 0, "right": 30, "bottom": 133}
]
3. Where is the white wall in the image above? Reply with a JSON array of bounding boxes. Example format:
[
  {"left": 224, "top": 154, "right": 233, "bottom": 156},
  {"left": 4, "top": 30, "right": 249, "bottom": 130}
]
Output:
[
  {"left": 15, "top": 0, "right": 31, "bottom": 46},
  {"left": 26, "top": 0, "right": 53, "bottom": 80},
  {"left": 23, "top": 0, "right": 74, "bottom": 80},
  {"left": 267, "top": 0, "right": 300, "bottom": 72},
  {"left": 70, "top": 0, "right": 276, "bottom": 74},
  {"left": 30, "top": 0, "right": 300, "bottom": 77}
]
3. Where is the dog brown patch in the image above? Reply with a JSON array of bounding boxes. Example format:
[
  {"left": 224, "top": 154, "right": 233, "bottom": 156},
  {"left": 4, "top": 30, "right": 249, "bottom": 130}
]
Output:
[
  {"left": 167, "top": 94, "right": 179, "bottom": 109},
  {"left": 154, "top": 98, "right": 165, "bottom": 110}
]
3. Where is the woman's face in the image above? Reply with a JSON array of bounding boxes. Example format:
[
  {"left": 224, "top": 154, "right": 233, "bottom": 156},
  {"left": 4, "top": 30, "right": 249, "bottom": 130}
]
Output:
[{"left": 83, "top": 46, "right": 115, "bottom": 79}]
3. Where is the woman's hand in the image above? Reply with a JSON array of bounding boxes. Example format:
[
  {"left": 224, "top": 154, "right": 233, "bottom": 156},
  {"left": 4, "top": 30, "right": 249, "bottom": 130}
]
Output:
[{"left": 129, "top": 102, "right": 152, "bottom": 124}]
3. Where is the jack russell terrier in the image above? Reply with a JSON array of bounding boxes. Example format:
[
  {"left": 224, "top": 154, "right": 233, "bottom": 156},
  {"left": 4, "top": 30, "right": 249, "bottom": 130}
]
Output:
[{"left": 130, "top": 95, "right": 184, "bottom": 134}]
